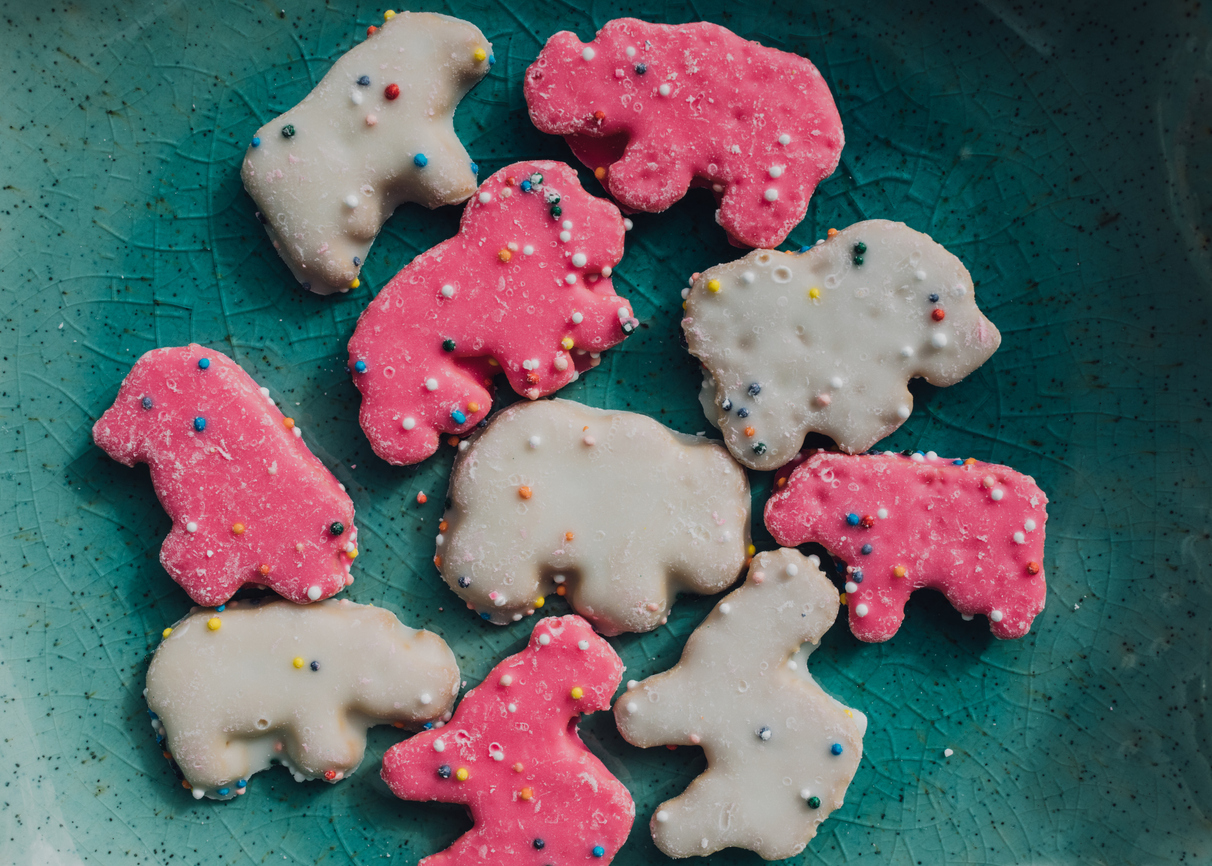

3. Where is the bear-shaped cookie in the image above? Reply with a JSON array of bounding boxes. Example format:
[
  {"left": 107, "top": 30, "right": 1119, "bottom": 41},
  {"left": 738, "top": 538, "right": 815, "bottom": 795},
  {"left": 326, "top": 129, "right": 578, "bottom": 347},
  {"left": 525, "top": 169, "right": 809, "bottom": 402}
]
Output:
[
  {"left": 241, "top": 11, "right": 492, "bottom": 294},
  {"left": 146, "top": 598, "right": 459, "bottom": 799},
  {"left": 436, "top": 398, "right": 752, "bottom": 634},
  {"left": 93, "top": 345, "right": 357, "bottom": 606},
  {"left": 765, "top": 450, "right": 1049, "bottom": 641},
  {"left": 381, "top": 615, "right": 634, "bottom": 865},
  {"left": 348, "top": 161, "right": 636, "bottom": 466},
  {"left": 525, "top": 18, "right": 843, "bottom": 248},
  {"left": 683, "top": 220, "right": 1002, "bottom": 470},
  {"left": 614, "top": 548, "right": 866, "bottom": 860}
]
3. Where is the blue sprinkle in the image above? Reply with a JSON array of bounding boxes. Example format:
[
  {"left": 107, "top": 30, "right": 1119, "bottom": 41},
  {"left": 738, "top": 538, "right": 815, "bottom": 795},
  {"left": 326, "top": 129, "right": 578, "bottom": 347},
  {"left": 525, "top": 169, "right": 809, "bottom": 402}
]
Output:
[
  {"left": 357, "top": 75, "right": 370, "bottom": 86},
  {"left": 451, "top": 409, "right": 467, "bottom": 424},
  {"left": 147, "top": 710, "right": 158, "bottom": 719},
  {"left": 216, "top": 604, "right": 225, "bottom": 612},
  {"left": 198, "top": 357, "right": 210, "bottom": 370},
  {"left": 798, "top": 245, "right": 811, "bottom": 253},
  {"left": 928, "top": 293, "right": 939, "bottom": 302},
  {"left": 953, "top": 458, "right": 964, "bottom": 465},
  {"left": 520, "top": 179, "right": 532, "bottom": 192},
  {"left": 193, "top": 417, "right": 206, "bottom": 432},
  {"left": 593, "top": 846, "right": 606, "bottom": 858},
  {"left": 238, "top": 779, "right": 247, "bottom": 787},
  {"left": 251, "top": 136, "right": 261, "bottom": 148},
  {"left": 480, "top": 612, "right": 491, "bottom": 621},
  {"left": 141, "top": 396, "right": 153, "bottom": 410},
  {"left": 423, "top": 722, "right": 434, "bottom": 730},
  {"left": 721, "top": 398, "right": 732, "bottom": 411},
  {"left": 737, "top": 407, "right": 749, "bottom": 418},
  {"left": 469, "top": 161, "right": 478, "bottom": 174},
  {"left": 301, "top": 282, "right": 311, "bottom": 291},
  {"left": 852, "top": 569, "right": 863, "bottom": 583},
  {"left": 487, "top": 54, "right": 495, "bottom": 66},
  {"left": 352, "top": 256, "right": 361, "bottom": 266},
  {"left": 846, "top": 513, "right": 860, "bottom": 526},
  {"left": 831, "top": 743, "right": 843, "bottom": 756},
  {"left": 914, "top": 450, "right": 925, "bottom": 455},
  {"left": 310, "top": 660, "right": 319, "bottom": 671},
  {"left": 218, "top": 788, "right": 230, "bottom": 796},
  {"left": 354, "top": 360, "right": 367, "bottom": 373},
  {"left": 414, "top": 153, "right": 429, "bottom": 168},
  {"left": 861, "top": 544, "right": 873, "bottom": 555},
  {"left": 748, "top": 382, "right": 761, "bottom": 396}
]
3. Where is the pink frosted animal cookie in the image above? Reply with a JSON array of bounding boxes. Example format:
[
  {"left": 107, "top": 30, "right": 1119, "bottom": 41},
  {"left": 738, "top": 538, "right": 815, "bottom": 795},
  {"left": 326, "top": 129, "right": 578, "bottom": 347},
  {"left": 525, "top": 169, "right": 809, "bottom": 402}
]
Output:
[
  {"left": 381, "top": 615, "right": 634, "bottom": 865},
  {"left": 348, "top": 160, "right": 636, "bottom": 466},
  {"left": 765, "top": 450, "right": 1049, "bottom": 642},
  {"left": 614, "top": 549, "right": 865, "bottom": 860},
  {"left": 93, "top": 345, "right": 358, "bottom": 606},
  {"left": 525, "top": 18, "right": 843, "bottom": 248}
]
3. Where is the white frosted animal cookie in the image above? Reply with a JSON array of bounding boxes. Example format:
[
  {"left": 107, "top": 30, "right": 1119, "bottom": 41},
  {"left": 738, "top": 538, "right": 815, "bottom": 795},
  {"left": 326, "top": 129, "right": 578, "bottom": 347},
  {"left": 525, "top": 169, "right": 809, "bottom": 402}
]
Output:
[
  {"left": 145, "top": 597, "right": 459, "bottom": 800},
  {"left": 241, "top": 12, "right": 492, "bottom": 295},
  {"left": 613, "top": 548, "right": 866, "bottom": 861},
  {"left": 437, "top": 398, "right": 752, "bottom": 635},
  {"left": 683, "top": 220, "right": 1001, "bottom": 470}
]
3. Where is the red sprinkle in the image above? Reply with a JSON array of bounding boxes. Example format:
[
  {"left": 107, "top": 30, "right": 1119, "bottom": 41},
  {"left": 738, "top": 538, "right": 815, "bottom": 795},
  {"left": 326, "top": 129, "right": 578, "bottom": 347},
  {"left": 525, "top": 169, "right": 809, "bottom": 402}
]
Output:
[
  {"left": 593, "top": 110, "right": 605, "bottom": 120},
  {"left": 324, "top": 770, "right": 337, "bottom": 781},
  {"left": 384, "top": 83, "right": 400, "bottom": 100},
  {"left": 859, "top": 514, "right": 875, "bottom": 528},
  {"left": 1026, "top": 561, "right": 1041, "bottom": 575},
  {"left": 367, "top": 25, "right": 378, "bottom": 36},
  {"left": 931, "top": 308, "right": 946, "bottom": 322},
  {"left": 417, "top": 491, "right": 428, "bottom": 504}
]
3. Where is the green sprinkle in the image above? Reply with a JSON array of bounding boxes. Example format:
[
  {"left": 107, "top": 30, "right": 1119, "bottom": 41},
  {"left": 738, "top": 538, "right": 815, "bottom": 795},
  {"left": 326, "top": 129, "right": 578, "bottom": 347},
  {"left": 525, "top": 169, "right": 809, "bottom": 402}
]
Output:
[{"left": 281, "top": 124, "right": 295, "bottom": 138}]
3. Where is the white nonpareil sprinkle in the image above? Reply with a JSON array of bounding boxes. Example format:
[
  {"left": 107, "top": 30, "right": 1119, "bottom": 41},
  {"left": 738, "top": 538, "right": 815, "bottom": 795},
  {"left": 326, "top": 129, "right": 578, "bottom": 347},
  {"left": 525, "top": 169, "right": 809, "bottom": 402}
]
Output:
[
  {"left": 719, "top": 603, "right": 731, "bottom": 614},
  {"left": 1013, "top": 531, "right": 1026, "bottom": 544},
  {"left": 807, "top": 554, "right": 820, "bottom": 566},
  {"left": 1024, "top": 518, "right": 1037, "bottom": 531},
  {"left": 582, "top": 46, "right": 595, "bottom": 60},
  {"left": 914, "top": 269, "right": 927, "bottom": 281},
  {"left": 507, "top": 703, "right": 517, "bottom": 712},
  {"left": 901, "top": 346, "right": 915, "bottom": 358},
  {"left": 778, "top": 133, "right": 791, "bottom": 145},
  {"left": 478, "top": 192, "right": 492, "bottom": 204},
  {"left": 307, "top": 585, "right": 322, "bottom": 601},
  {"left": 655, "top": 811, "right": 669, "bottom": 823},
  {"left": 764, "top": 188, "right": 779, "bottom": 202},
  {"left": 564, "top": 274, "right": 577, "bottom": 285},
  {"left": 562, "top": 220, "right": 573, "bottom": 229},
  {"left": 523, "top": 245, "right": 534, "bottom": 256},
  {"left": 983, "top": 475, "right": 995, "bottom": 488},
  {"left": 911, "top": 452, "right": 925, "bottom": 462},
  {"left": 990, "top": 609, "right": 1004, "bottom": 622},
  {"left": 559, "top": 231, "right": 571, "bottom": 243},
  {"left": 419, "top": 693, "right": 432, "bottom": 705},
  {"left": 926, "top": 450, "right": 938, "bottom": 460},
  {"left": 623, "top": 218, "right": 633, "bottom": 230},
  {"left": 601, "top": 265, "right": 612, "bottom": 277},
  {"left": 500, "top": 674, "right": 513, "bottom": 686},
  {"left": 931, "top": 332, "right": 949, "bottom": 348},
  {"left": 742, "top": 271, "right": 755, "bottom": 284},
  {"left": 944, "top": 748, "right": 954, "bottom": 757},
  {"left": 877, "top": 508, "right": 888, "bottom": 519},
  {"left": 830, "top": 376, "right": 843, "bottom": 389},
  {"left": 402, "top": 417, "right": 416, "bottom": 430},
  {"left": 441, "top": 284, "right": 455, "bottom": 298},
  {"left": 854, "top": 603, "right": 869, "bottom": 617},
  {"left": 344, "top": 194, "right": 359, "bottom": 208},
  {"left": 991, "top": 489, "right": 1005, "bottom": 501},
  {"left": 571, "top": 312, "right": 583, "bottom": 324},
  {"left": 785, "top": 563, "right": 798, "bottom": 576},
  {"left": 433, "top": 740, "right": 445, "bottom": 752},
  {"left": 768, "top": 165, "right": 783, "bottom": 178},
  {"left": 577, "top": 640, "right": 589, "bottom": 650},
  {"left": 626, "top": 701, "right": 638, "bottom": 713},
  {"left": 425, "top": 378, "right": 438, "bottom": 391},
  {"left": 553, "top": 574, "right": 565, "bottom": 584},
  {"left": 528, "top": 435, "right": 541, "bottom": 449},
  {"left": 897, "top": 405, "right": 912, "bottom": 419},
  {"left": 571, "top": 252, "right": 587, "bottom": 267},
  {"left": 538, "top": 633, "right": 551, "bottom": 646},
  {"left": 626, "top": 46, "right": 636, "bottom": 57},
  {"left": 845, "top": 581, "right": 858, "bottom": 593},
  {"left": 658, "top": 83, "right": 671, "bottom": 96},
  {"left": 186, "top": 521, "right": 198, "bottom": 533},
  {"left": 787, "top": 660, "right": 798, "bottom": 670}
]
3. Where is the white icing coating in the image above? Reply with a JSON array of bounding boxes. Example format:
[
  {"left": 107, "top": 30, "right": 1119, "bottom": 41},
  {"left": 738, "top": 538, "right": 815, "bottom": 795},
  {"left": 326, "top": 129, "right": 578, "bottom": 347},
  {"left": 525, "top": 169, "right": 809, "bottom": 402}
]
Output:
[
  {"left": 439, "top": 398, "right": 751, "bottom": 635},
  {"left": 241, "top": 13, "right": 491, "bottom": 294},
  {"left": 146, "top": 598, "right": 459, "bottom": 799},
  {"left": 614, "top": 549, "right": 865, "bottom": 859},
  {"left": 683, "top": 220, "right": 1001, "bottom": 469}
]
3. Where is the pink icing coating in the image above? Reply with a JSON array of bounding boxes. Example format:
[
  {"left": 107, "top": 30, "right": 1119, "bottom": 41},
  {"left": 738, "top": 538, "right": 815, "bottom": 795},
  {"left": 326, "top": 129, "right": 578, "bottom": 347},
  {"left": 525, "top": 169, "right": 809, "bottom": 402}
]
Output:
[
  {"left": 524, "top": 18, "right": 843, "bottom": 248},
  {"left": 764, "top": 451, "right": 1048, "bottom": 641},
  {"left": 92, "top": 345, "right": 356, "bottom": 606},
  {"left": 347, "top": 160, "right": 634, "bottom": 466},
  {"left": 380, "top": 615, "right": 633, "bottom": 865}
]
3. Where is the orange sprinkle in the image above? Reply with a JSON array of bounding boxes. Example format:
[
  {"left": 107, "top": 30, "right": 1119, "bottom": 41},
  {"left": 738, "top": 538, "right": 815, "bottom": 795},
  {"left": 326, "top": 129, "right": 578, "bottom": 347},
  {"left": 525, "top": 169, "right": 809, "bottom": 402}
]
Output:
[
  {"left": 1026, "top": 561, "right": 1041, "bottom": 575},
  {"left": 393, "top": 721, "right": 405, "bottom": 728},
  {"left": 593, "top": 110, "right": 605, "bottom": 120},
  {"left": 506, "top": 176, "right": 517, "bottom": 186},
  {"left": 447, "top": 436, "right": 460, "bottom": 446},
  {"left": 232, "top": 522, "right": 245, "bottom": 535},
  {"left": 564, "top": 531, "right": 575, "bottom": 542},
  {"left": 467, "top": 402, "right": 480, "bottom": 413},
  {"left": 931, "top": 308, "right": 946, "bottom": 322},
  {"left": 366, "top": 24, "right": 378, "bottom": 35},
  {"left": 417, "top": 492, "right": 428, "bottom": 504},
  {"left": 258, "top": 563, "right": 271, "bottom": 576},
  {"left": 964, "top": 458, "right": 977, "bottom": 465},
  {"left": 434, "top": 555, "right": 443, "bottom": 569},
  {"left": 283, "top": 417, "right": 295, "bottom": 429},
  {"left": 594, "top": 167, "right": 606, "bottom": 180},
  {"left": 556, "top": 585, "right": 566, "bottom": 596},
  {"left": 827, "top": 227, "right": 838, "bottom": 238},
  {"left": 744, "top": 426, "right": 755, "bottom": 437},
  {"left": 776, "top": 476, "right": 788, "bottom": 489},
  {"left": 498, "top": 249, "right": 512, "bottom": 263},
  {"left": 519, "top": 787, "right": 534, "bottom": 801},
  {"left": 518, "top": 486, "right": 532, "bottom": 500},
  {"left": 182, "top": 780, "right": 192, "bottom": 790},
  {"left": 892, "top": 565, "right": 907, "bottom": 578},
  {"left": 439, "top": 520, "right": 449, "bottom": 532}
]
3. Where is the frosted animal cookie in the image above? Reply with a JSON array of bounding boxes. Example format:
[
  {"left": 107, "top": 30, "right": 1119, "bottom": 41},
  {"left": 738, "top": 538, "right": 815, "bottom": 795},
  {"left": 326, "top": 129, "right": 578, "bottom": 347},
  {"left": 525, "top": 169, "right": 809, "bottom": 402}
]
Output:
[
  {"left": 348, "top": 161, "right": 636, "bottom": 466},
  {"left": 525, "top": 18, "right": 843, "bottom": 248},
  {"left": 683, "top": 220, "right": 1002, "bottom": 470},
  {"left": 614, "top": 548, "right": 865, "bottom": 860},
  {"left": 765, "top": 450, "right": 1049, "bottom": 641},
  {"left": 381, "top": 615, "right": 634, "bottom": 865},
  {"left": 93, "top": 345, "right": 358, "bottom": 607},
  {"left": 437, "top": 398, "right": 751, "bottom": 635},
  {"left": 241, "top": 11, "right": 492, "bottom": 295},
  {"left": 146, "top": 597, "right": 459, "bottom": 800}
]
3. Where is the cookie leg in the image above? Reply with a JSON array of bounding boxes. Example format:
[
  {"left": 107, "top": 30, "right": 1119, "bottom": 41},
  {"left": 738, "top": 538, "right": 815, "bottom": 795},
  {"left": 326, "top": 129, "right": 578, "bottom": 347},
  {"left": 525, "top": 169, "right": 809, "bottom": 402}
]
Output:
[
  {"left": 649, "top": 770, "right": 740, "bottom": 859},
  {"left": 606, "top": 142, "right": 696, "bottom": 214}
]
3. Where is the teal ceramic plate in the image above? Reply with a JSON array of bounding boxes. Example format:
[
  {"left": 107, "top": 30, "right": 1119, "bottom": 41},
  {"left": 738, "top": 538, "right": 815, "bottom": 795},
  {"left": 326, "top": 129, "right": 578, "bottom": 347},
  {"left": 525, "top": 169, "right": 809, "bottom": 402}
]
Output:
[{"left": 3, "top": 1, "right": 1211, "bottom": 863}]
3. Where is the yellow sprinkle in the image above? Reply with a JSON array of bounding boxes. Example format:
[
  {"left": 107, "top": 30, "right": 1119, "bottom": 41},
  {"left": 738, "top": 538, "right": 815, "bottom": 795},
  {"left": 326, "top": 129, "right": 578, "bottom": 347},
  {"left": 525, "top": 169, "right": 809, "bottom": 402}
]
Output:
[
  {"left": 349, "top": 278, "right": 360, "bottom": 289},
  {"left": 473, "top": 47, "right": 487, "bottom": 62},
  {"left": 455, "top": 767, "right": 469, "bottom": 781},
  {"left": 746, "top": 544, "right": 756, "bottom": 556},
  {"left": 570, "top": 686, "right": 584, "bottom": 700},
  {"left": 347, "top": 548, "right": 359, "bottom": 560},
  {"left": 534, "top": 596, "right": 545, "bottom": 608},
  {"left": 561, "top": 336, "right": 574, "bottom": 350},
  {"left": 488, "top": 358, "right": 499, "bottom": 366},
  {"left": 161, "top": 627, "right": 173, "bottom": 638},
  {"left": 207, "top": 617, "right": 222, "bottom": 631},
  {"left": 808, "top": 287, "right": 821, "bottom": 300},
  {"left": 293, "top": 657, "right": 305, "bottom": 669},
  {"left": 383, "top": 9, "right": 396, "bottom": 20},
  {"left": 839, "top": 593, "right": 847, "bottom": 606},
  {"left": 706, "top": 279, "right": 721, "bottom": 293}
]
